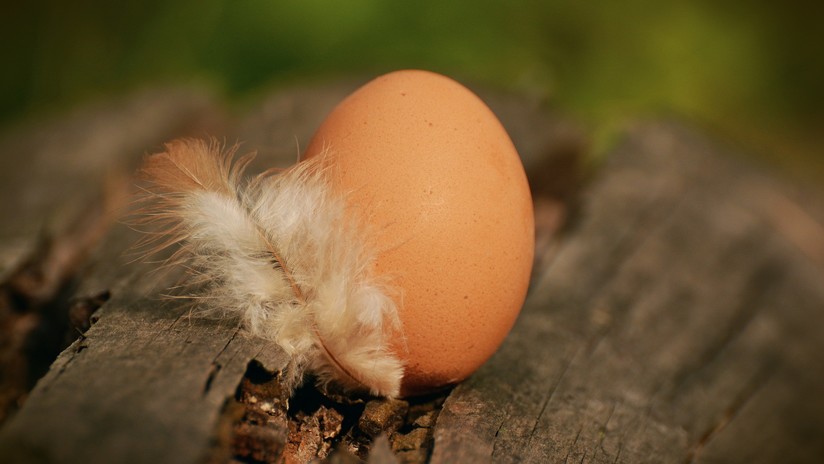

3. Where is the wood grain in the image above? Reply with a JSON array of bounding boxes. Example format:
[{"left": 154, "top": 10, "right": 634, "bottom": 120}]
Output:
[
  {"left": 0, "top": 88, "right": 220, "bottom": 426},
  {"left": 431, "top": 121, "right": 824, "bottom": 463}
]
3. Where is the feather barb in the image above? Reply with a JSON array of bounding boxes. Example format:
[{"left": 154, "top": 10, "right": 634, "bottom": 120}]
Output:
[{"left": 133, "top": 138, "right": 404, "bottom": 397}]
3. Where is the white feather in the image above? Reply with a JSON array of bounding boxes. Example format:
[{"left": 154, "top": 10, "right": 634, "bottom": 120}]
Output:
[{"left": 134, "top": 139, "right": 404, "bottom": 397}]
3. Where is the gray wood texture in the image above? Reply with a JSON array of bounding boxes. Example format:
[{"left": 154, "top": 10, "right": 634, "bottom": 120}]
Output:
[
  {"left": 432, "top": 122, "right": 824, "bottom": 463},
  {"left": 1, "top": 79, "right": 823, "bottom": 464},
  {"left": 0, "top": 88, "right": 221, "bottom": 426}
]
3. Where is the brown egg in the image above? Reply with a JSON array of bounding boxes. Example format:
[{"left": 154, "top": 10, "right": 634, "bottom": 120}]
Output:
[{"left": 304, "top": 70, "right": 534, "bottom": 396}]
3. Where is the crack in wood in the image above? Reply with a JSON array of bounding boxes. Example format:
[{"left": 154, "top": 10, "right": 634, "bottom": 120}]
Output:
[
  {"left": 213, "top": 326, "right": 241, "bottom": 362},
  {"left": 203, "top": 362, "right": 223, "bottom": 395},
  {"left": 491, "top": 412, "right": 507, "bottom": 440},
  {"left": 203, "top": 327, "right": 241, "bottom": 394},
  {"left": 526, "top": 349, "right": 578, "bottom": 448},
  {"left": 612, "top": 442, "right": 623, "bottom": 464},
  {"left": 683, "top": 364, "right": 777, "bottom": 463},
  {"left": 143, "top": 309, "right": 190, "bottom": 348},
  {"left": 592, "top": 402, "right": 617, "bottom": 459},
  {"left": 562, "top": 424, "right": 585, "bottom": 464},
  {"left": 489, "top": 412, "right": 509, "bottom": 460}
]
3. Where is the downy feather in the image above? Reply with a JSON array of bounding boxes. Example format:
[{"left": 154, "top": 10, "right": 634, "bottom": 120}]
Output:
[{"left": 134, "top": 139, "right": 404, "bottom": 397}]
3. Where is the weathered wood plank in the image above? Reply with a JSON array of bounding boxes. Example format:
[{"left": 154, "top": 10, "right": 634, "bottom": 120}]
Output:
[
  {"left": 0, "top": 255, "right": 286, "bottom": 463},
  {"left": 431, "top": 121, "right": 824, "bottom": 463},
  {"left": 0, "top": 80, "right": 577, "bottom": 464},
  {"left": 5, "top": 77, "right": 821, "bottom": 464},
  {"left": 0, "top": 86, "right": 292, "bottom": 463},
  {"left": 0, "top": 89, "right": 217, "bottom": 279},
  {"left": 0, "top": 88, "right": 220, "bottom": 424}
]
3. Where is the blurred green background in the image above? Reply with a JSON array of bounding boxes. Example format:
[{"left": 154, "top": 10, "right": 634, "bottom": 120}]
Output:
[{"left": 3, "top": 1, "right": 822, "bottom": 178}]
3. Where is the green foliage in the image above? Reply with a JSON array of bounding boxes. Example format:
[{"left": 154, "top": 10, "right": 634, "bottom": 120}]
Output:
[{"left": 2, "top": 1, "right": 822, "bottom": 173}]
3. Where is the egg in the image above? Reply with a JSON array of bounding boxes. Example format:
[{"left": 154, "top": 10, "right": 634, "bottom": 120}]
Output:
[{"left": 304, "top": 70, "right": 534, "bottom": 396}]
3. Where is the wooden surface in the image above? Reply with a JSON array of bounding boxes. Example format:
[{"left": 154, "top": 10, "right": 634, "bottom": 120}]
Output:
[
  {"left": 0, "top": 88, "right": 220, "bottom": 425},
  {"left": 432, "top": 122, "right": 824, "bottom": 463},
  {"left": 0, "top": 79, "right": 823, "bottom": 463}
]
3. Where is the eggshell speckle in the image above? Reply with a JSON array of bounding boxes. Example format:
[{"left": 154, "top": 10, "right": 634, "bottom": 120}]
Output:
[{"left": 304, "top": 70, "right": 534, "bottom": 396}]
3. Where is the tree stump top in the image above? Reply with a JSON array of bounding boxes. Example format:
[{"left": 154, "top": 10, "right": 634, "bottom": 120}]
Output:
[{"left": 0, "top": 79, "right": 822, "bottom": 463}]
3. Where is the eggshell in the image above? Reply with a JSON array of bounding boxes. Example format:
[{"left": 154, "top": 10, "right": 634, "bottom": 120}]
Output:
[{"left": 304, "top": 70, "right": 534, "bottom": 396}]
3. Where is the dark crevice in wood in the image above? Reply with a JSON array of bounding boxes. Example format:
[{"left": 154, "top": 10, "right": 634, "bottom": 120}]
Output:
[
  {"left": 493, "top": 417, "right": 506, "bottom": 438},
  {"left": 67, "top": 290, "right": 110, "bottom": 335},
  {"left": 225, "top": 360, "right": 291, "bottom": 463},
  {"left": 562, "top": 425, "right": 584, "bottom": 464},
  {"left": 0, "top": 196, "right": 114, "bottom": 424},
  {"left": 203, "top": 362, "right": 223, "bottom": 395},
  {"left": 214, "top": 359, "right": 450, "bottom": 463}
]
